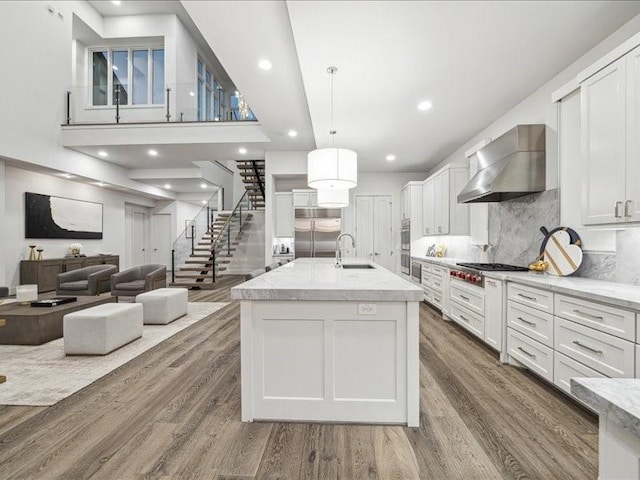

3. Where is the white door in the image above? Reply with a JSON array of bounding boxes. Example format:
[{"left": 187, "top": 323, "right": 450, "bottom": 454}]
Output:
[
  {"left": 355, "top": 196, "right": 374, "bottom": 262},
  {"left": 581, "top": 55, "right": 626, "bottom": 225},
  {"left": 151, "top": 213, "right": 172, "bottom": 269},
  {"left": 132, "top": 211, "right": 146, "bottom": 266},
  {"left": 626, "top": 45, "right": 640, "bottom": 221},
  {"left": 373, "top": 196, "right": 393, "bottom": 270}
]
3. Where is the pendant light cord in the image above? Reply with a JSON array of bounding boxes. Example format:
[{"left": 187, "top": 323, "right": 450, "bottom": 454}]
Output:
[{"left": 328, "top": 66, "right": 337, "bottom": 148}]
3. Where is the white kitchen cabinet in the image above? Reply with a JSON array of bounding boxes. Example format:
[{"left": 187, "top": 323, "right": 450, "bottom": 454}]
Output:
[
  {"left": 421, "top": 179, "right": 435, "bottom": 235},
  {"left": 485, "top": 278, "right": 504, "bottom": 352},
  {"left": 274, "top": 192, "right": 294, "bottom": 237},
  {"left": 421, "top": 164, "right": 468, "bottom": 236},
  {"left": 292, "top": 189, "right": 318, "bottom": 208},
  {"left": 582, "top": 45, "right": 640, "bottom": 225},
  {"left": 401, "top": 182, "right": 423, "bottom": 241}
]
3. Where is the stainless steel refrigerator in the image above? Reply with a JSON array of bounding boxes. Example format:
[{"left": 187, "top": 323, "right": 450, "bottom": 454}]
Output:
[{"left": 294, "top": 208, "right": 342, "bottom": 258}]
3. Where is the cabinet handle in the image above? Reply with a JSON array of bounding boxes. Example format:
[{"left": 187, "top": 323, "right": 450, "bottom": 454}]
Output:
[
  {"left": 517, "top": 293, "right": 536, "bottom": 301},
  {"left": 572, "top": 340, "right": 603, "bottom": 355},
  {"left": 459, "top": 314, "right": 470, "bottom": 323},
  {"left": 624, "top": 200, "right": 632, "bottom": 217},
  {"left": 517, "top": 316, "right": 536, "bottom": 326},
  {"left": 434, "top": 282, "right": 441, "bottom": 287},
  {"left": 459, "top": 294, "right": 470, "bottom": 301},
  {"left": 438, "top": 226, "right": 442, "bottom": 233},
  {"left": 517, "top": 346, "right": 537, "bottom": 359},
  {"left": 614, "top": 201, "right": 622, "bottom": 218},
  {"left": 486, "top": 280, "right": 497, "bottom": 287},
  {"left": 572, "top": 309, "right": 604, "bottom": 321}
]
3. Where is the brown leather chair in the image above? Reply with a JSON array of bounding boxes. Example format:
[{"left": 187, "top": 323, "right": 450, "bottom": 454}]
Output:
[
  {"left": 56, "top": 265, "right": 117, "bottom": 296},
  {"left": 110, "top": 264, "right": 166, "bottom": 297}
]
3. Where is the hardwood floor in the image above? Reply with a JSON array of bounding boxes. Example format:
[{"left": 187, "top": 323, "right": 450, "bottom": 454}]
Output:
[{"left": 0, "top": 276, "right": 598, "bottom": 479}]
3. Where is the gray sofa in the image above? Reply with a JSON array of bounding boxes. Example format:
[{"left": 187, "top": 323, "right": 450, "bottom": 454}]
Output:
[
  {"left": 110, "top": 264, "right": 166, "bottom": 297},
  {"left": 56, "top": 265, "right": 117, "bottom": 296}
]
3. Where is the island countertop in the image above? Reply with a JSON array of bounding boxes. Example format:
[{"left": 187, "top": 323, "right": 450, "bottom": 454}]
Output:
[{"left": 230, "top": 258, "right": 423, "bottom": 302}]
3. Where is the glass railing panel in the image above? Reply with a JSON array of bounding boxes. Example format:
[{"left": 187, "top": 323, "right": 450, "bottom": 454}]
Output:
[{"left": 64, "top": 84, "right": 258, "bottom": 125}]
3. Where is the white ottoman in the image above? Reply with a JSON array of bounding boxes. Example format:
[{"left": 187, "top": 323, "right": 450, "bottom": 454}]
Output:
[
  {"left": 135, "top": 288, "right": 188, "bottom": 325},
  {"left": 64, "top": 303, "right": 143, "bottom": 355}
]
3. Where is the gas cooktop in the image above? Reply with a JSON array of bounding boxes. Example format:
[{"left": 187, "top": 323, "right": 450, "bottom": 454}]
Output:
[{"left": 456, "top": 263, "right": 529, "bottom": 272}]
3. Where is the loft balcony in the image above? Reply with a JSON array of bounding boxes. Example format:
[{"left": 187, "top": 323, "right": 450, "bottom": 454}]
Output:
[{"left": 60, "top": 83, "right": 268, "bottom": 150}]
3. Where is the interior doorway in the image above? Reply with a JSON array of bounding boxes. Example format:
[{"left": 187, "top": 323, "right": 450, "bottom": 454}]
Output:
[
  {"left": 355, "top": 195, "right": 393, "bottom": 270},
  {"left": 151, "top": 213, "right": 172, "bottom": 270}
]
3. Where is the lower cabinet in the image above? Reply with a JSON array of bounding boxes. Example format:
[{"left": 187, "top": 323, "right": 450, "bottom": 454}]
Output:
[
  {"left": 554, "top": 351, "right": 604, "bottom": 397},
  {"left": 507, "top": 328, "right": 554, "bottom": 382},
  {"left": 450, "top": 300, "right": 484, "bottom": 339}
]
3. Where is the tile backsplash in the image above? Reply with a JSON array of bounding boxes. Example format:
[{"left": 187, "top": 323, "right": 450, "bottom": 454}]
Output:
[{"left": 414, "top": 187, "right": 640, "bottom": 286}]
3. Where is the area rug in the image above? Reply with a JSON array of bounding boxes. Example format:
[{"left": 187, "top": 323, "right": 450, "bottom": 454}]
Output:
[{"left": 0, "top": 302, "right": 227, "bottom": 406}]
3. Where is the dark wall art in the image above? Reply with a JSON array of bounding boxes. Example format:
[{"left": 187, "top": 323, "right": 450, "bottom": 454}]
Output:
[{"left": 25, "top": 192, "right": 103, "bottom": 239}]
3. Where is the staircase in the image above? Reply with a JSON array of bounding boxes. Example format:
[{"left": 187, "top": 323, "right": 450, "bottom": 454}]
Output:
[
  {"left": 170, "top": 205, "right": 254, "bottom": 289},
  {"left": 236, "top": 160, "right": 265, "bottom": 209}
]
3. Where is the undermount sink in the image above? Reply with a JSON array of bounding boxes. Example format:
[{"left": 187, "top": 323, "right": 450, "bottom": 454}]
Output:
[{"left": 341, "top": 264, "right": 376, "bottom": 269}]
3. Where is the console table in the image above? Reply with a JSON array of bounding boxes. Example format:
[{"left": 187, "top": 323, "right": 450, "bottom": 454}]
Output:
[{"left": 20, "top": 255, "right": 119, "bottom": 293}]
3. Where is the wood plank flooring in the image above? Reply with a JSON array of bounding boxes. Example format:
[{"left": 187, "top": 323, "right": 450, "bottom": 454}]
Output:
[{"left": 0, "top": 275, "right": 598, "bottom": 479}]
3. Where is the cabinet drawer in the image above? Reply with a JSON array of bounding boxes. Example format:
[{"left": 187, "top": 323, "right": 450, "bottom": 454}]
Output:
[
  {"left": 431, "top": 288, "right": 443, "bottom": 310},
  {"left": 554, "top": 352, "right": 605, "bottom": 403},
  {"left": 507, "top": 301, "right": 554, "bottom": 348},
  {"left": 423, "top": 287, "right": 433, "bottom": 304},
  {"left": 507, "top": 328, "right": 554, "bottom": 382},
  {"left": 507, "top": 283, "right": 553, "bottom": 313},
  {"left": 421, "top": 262, "right": 433, "bottom": 274},
  {"left": 554, "top": 318, "right": 635, "bottom": 378},
  {"left": 431, "top": 265, "right": 447, "bottom": 277},
  {"left": 450, "top": 280, "right": 485, "bottom": 316},
  {"left": 555, "top": 294, "right": 635, "bottom": 342},
  {"left": 450, "top": 301, "right": 484, "bottom": 340},
  {"left": 429, "top": 273, "right": 444, "bottom": 293}
]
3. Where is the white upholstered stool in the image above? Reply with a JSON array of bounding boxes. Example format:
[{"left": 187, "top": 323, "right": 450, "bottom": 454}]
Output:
[
  {"left": 64, "top": 303, "right": 143, "bottom": 355},
  {"left": 135, "top": 287, "right": 188, "bottom": 325}
]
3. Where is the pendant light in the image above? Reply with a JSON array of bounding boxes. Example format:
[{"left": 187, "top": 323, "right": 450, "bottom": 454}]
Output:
[
  {"left": 307, "top": 66, "right": 357, "bottom": 192},
  {"left": 317, "top": 188, "right": 349, "bottom": 208}
]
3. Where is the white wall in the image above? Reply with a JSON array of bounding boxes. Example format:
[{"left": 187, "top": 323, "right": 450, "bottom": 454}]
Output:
[
  {"left": 4, "top": 165, "right": 155, "bottom": 290},
  {"left": 0, "top": 161, "right": 6, "bottom": 287}
]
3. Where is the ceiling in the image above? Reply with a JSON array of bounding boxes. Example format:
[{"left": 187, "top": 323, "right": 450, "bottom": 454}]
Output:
[{"left": 78, "top": 1, "right": 640, "bottom": 180}]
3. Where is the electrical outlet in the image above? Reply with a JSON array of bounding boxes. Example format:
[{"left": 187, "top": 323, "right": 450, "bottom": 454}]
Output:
[{"left": 358, "top": 303, "right": 377, "bottom": 315}]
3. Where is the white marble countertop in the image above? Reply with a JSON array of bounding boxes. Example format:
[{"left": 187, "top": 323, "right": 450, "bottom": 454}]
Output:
[
  {"left": 484, "top": 271, "right": 640, "bottom": 311},
  {"left": 410, "top": 255, "right": 467, "bottom": 267},
  {"left": 571, "top": 378, "right": 640, "bottom": 438},
  {"left": 231, "top": 258, "right": 423, "bottom": 301}
]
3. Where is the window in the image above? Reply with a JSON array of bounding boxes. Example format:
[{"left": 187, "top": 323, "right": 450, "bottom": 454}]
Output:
[
  {"left": 205, "top": 69, "right": 212, "bottom": 120},
  {"left": 197, "top": 59, "right": 204, "bottom": 120},
  {"left": 89, "top": 47, "right": 164, "bottom": 106}
]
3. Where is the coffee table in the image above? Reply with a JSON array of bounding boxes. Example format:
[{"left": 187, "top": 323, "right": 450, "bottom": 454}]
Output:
[{"left": 0, "top": 295, "right": 117, "bottom": 345}]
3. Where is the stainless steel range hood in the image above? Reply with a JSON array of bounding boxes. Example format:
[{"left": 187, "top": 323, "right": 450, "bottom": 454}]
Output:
[{"left": 457, "top": 124, "right": 546, "bottom": 203}]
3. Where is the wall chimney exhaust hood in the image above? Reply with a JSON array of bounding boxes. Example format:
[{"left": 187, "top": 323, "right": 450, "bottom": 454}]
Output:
[{"left": 457, "top": 124, "right": 546, "bottom": 203}]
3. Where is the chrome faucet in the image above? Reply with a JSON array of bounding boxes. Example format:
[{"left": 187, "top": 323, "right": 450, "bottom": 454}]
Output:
[{"left": 335, "top": 233, "right": 355, "bottom": 267}]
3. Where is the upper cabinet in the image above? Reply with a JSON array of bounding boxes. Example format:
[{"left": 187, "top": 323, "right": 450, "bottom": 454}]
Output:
[
  {"left": 292, "top": 189, "right": 318, "bottom": 208},
  {"left": 581, "top": 44, "right": 640, "bottom": 225},
  {"left": 422, "top": 164, "right": 469, "bottom": 236},
  {"left": 401, "top": 182, "right": 423, "bottom": 241},
  {"left": 274, "top": 192, "right": 294, "bottom": 237}
]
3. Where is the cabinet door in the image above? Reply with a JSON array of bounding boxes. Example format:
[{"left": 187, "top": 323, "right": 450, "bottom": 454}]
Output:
[
  {"left": 309, "top": 191, "right": 318, "bottom": 207},
  {"left": 485, "top": 279, "right": 504, "bottom": 352},
  {"left": 422, "top": 179, "right": 435, "bottom": 235},
  {"left": 373, "top": 196, "right": 393, "bottom": 269},
  {"left": 355, "top": 196, "right": 375, "bottom": 261},
  {"left": 401, "top": 188, "right": 408, "bottom": 220},
  {"left": 434, "top": 171, "right": 450, "bottom": 235},
  {"left": 581, "top": 56, "right": 626, "bottom": 225},
  {"left": 293, "top": 191, "right": 310, "bottom": 207},
  {"left": 275, "top": 193, "right": 293, "bottom": 237},
  {"left": 449, "top": 167, "right": 469, "bottom": 235},
  {"left": 626, "top": 45, "right": 640, "bottom": 221}
]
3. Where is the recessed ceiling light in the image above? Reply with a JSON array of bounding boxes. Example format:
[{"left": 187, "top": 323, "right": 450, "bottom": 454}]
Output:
[
  {"left": 417, "top": 100, "right": 433, "bottom": 111},
  {"left": 96, "top": 182, "right": 106, "bottom": 187},
  {"left": 258, "top": 59, "right": 272, "bottom": 70},
  {"left": 238, "top": 147, "right": 247, "bottom": 155},
  {"left": 112, "top": 0, "right": 121, "bottom": 5},
  {"left": 164, "top": 183, "right": 171, "bottom": 189},
  {"left": 287, "top": 130, "right": 298, "bottom": 137},
  {"left": 148, "top": 149, "right": 158, "bottom": 156},
  {"left": 386, "top": 154, "right": 396, "bottom": 161},
  {"left": 201, "top": 183, "right": 207, "bottom": 189},
  {"left": 189, "top": 91, "right": 195, "bottom": 97},
  {"left": 98, "top": 151, "right": 108, "bottom": 158},
  {"left": 201, "top": 200, "right": 207, "bottom": 204},
  {"left": 60, "top": 173, "right": 73, "bottom": 179}
]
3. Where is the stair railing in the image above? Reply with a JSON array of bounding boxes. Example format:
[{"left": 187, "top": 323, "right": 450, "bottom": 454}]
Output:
[
  {"left": 170, "top": 187, "right": 221, "bottom": 283},
  {"left": 209, "top": 190, "right": 251, "bottom": 283}
]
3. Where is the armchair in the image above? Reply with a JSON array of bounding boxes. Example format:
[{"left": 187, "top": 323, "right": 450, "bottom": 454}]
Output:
[
  {"left": 110, "top": 264, "right": 166, "bottom": 297},
  {"left": 56, "top": 265, "right": 117, "bottom": 296}
]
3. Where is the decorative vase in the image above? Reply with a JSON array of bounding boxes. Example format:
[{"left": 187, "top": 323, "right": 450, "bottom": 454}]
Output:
[
  {"left": 28, "top": 245, "right": 37, "bottom": 261},
  {"left": 36, "top": 249, "right": 43, "bottom": 261}
]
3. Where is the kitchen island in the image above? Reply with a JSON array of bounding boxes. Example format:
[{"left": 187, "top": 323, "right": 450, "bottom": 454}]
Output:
[{"left": 231, "top": 258, "right": 423, "bottom": 427}]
